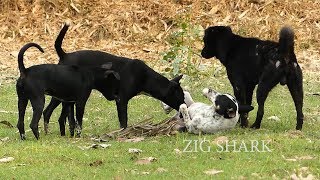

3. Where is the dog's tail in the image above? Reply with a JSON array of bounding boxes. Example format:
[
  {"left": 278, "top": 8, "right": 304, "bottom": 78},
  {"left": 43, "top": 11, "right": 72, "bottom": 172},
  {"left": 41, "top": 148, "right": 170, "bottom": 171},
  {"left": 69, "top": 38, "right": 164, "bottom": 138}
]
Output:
[
  {"left": 18, "top": 43, "right": 44, "bottom": 77},
  {"left": 278, "top": 26, "right": 294, "bottom": 63},
  {"left": 55, "top": 22, "right": 70, "bottom": 59}
]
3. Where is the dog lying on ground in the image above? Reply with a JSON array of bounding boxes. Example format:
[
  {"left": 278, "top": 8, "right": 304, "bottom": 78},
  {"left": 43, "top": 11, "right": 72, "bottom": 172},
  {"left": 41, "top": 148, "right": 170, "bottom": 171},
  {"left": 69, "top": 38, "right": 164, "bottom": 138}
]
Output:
[
  {"left": 16, "top": 43, "right": 120, "bottom": 140},
  {"left": 42, "top": 22, "right": 185, "bottom": 133},
  {"left": 201, "top": 26, "right": 304, "bottom": 130},
  {"left": 164, "top": 89, "right": 253, "bottom": 134}
]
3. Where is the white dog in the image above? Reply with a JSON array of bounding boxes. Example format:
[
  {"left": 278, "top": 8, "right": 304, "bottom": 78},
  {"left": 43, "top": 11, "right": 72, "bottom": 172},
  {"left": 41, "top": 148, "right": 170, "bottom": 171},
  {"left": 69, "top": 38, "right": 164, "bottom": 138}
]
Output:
[{"left": 162, "top": 88, "right": 253, "bottom": 134}]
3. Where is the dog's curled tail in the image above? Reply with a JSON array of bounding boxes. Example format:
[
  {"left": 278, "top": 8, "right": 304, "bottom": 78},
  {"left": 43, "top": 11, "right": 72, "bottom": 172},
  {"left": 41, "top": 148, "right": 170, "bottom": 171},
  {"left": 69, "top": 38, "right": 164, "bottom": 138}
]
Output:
[
  {"left": 55, "top": 22, "right": 70, "bottom": 59},
  {"left": 18, "top": 43, "right": 44, "bottom": 77},
  {"left": 278, "top": 26, "right": 294, "bottom": 63}
]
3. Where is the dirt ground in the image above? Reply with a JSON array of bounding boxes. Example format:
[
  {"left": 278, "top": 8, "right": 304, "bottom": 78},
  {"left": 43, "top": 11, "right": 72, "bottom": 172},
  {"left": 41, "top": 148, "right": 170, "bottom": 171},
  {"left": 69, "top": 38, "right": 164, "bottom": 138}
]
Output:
[{"left": 0, "top": 0, "right": 319, "bottom": 84}]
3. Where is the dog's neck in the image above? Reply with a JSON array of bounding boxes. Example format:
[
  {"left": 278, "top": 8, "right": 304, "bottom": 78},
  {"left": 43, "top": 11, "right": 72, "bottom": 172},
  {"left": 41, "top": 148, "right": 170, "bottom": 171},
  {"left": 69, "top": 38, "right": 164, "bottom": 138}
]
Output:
[{"left": 143, "top": 73, "right": 171, "bottom": 99}]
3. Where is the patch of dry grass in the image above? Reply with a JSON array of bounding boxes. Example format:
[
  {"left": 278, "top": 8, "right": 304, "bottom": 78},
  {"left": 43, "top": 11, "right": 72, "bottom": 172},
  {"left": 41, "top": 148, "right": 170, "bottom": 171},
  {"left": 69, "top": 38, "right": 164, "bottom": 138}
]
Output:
[{"left": 0, "top": 0, "right": 319, "bottom": 80}]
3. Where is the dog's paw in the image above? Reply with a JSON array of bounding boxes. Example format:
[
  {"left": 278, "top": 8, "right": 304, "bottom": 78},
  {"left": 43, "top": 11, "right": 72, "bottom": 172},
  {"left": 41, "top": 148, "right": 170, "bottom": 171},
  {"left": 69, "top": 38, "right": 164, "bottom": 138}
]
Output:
[
  {"left": 250, "top": 123, "right": 261, "bottom": 129},
  {"left": 179, "top": 104, "right": 188, "bottom": 113},
  {"left": 295, "top": 124, "right": 303, "bottom": 131},
  {"left": 44, "top": 123, "right": 49, "bottom": 134},
  {"left": 20, "top": 134, "right": 26, "bottom": 140}
]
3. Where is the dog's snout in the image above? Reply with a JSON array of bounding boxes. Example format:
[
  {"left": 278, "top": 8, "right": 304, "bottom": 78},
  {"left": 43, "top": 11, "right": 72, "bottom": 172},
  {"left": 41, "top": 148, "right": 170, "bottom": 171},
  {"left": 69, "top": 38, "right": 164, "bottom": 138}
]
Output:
[{"left": 201, "top": 49, "right": 210, "bottom": 59}]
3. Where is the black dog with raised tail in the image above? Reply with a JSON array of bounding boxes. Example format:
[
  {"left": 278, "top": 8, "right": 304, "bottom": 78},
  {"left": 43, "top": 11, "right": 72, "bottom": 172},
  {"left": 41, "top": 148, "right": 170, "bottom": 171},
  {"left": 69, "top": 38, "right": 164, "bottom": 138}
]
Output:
[{"left": 16, "top": 43, "right": 120, "bottom": 140}]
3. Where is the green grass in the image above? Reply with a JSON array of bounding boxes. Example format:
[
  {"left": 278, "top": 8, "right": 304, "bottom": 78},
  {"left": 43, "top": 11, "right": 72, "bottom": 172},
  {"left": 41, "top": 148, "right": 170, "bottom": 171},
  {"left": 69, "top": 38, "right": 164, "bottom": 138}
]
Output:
[{"left": 0, "top": 75, "right": 319, "bottom": 179}]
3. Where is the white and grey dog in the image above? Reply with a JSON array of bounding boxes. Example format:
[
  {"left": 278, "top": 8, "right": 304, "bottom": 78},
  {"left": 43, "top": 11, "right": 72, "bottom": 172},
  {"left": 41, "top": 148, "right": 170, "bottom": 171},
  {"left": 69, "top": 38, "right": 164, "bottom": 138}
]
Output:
[{"left": 162, "top": 88, "right": 254, "bottom": 134}]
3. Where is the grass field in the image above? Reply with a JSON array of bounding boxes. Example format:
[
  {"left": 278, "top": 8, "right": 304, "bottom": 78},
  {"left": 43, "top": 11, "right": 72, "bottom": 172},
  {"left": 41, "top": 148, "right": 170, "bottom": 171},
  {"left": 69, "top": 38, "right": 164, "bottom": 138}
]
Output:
[{"left": 0, "top": 74, "right": 319, "bottom": 179}]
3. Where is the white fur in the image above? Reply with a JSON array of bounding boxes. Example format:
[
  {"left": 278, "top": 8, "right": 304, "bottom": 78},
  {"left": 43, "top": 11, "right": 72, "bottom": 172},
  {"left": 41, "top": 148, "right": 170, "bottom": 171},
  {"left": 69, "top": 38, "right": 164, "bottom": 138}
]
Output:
[{"left": 179, "top": 88, "right": 239, "bottom": 134}]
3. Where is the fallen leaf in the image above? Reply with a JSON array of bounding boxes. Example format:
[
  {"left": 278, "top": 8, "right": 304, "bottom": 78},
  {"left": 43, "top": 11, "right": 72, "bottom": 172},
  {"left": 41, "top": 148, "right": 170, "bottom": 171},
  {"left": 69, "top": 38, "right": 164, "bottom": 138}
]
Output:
[
  {"left": 128, "top": 148, "right": 142, "bottom": 154},
  {"left": 174, "top": 148, "right": 182, "bottom": 154},
  {"left": 99, "top": 144, "right": 112, "bottom": 149},
  {"left": 297, "top": 156, "right": 315, "bottom": 160},
  {"left": 286, "top": 130, "right": 304, "bottom": 138},
  {"left": 90, "top": 137, "right": 108, "bottom": 142},
  {"left": 291, "top": 173, "right": 314, "bottom": 180},
  {"left": 89, "top": 160, "right": 103, "bottom": 167},
  {"left": 0, "top": 157, "right": 14, "bottom": 163},
  {"left": 155, "top": 167, "right": 168, "bottom": 173},
  {"left": 135, "top": 157, "right": 156, "bottom": 165},
  {"left": 123, "top": 137, "right": 145, "bottom": 143},
  {"left": 113, "top": 176, "right": 123, "bottom": 180},
  {"left": 212, "top": 136, "right": 229, "bottom": 145},
  {"left": 285, "top": 156, "right": 315, "bottom": 161},
  {"left": 267, "top": 116, "right": 280, "bottom": 121},
  {"left": 0, "top": 121, "right": 14, "bottom": 128},
  {"left": 286, "top": 158, "right": 297, "bottom": 162},
  {"left": 204, "top": 168, "right": 223, "bottom": 175},
  {"left": 0, "top": 137, "right": 9, "bottom": 142},
  {"left": 78, "top": 143, "right": 111, "bottom": 150}
]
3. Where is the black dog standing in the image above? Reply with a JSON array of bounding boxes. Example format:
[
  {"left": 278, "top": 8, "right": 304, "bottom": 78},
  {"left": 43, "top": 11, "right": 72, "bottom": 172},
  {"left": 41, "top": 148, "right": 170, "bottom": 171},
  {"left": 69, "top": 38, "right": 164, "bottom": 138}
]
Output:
[
  {"left": 201, "top": 26, "right": 304, "bottom": 130},
  {"left": 16, "top": 43, "right": 120, "bottom": 140},
  {"left": 43, "top": 23, "right": 185, "bottom": 132}
]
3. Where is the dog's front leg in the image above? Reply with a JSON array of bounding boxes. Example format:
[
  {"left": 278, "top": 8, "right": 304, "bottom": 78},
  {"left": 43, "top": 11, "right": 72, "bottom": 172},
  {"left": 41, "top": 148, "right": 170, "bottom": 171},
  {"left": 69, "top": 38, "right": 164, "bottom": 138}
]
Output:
[
  {"left": 286, "top": 64, "right": 304, "bottom": 130},
  {"left": 116, "top": 99, "right": 129, "bottom": 129},
  {"left": 43, "top": 98, "right": 61, "bottom": 134},
  {"left": 232, "top": 84, "right": 248, "bottom": 127},
  {"left": 29, "top": 96, "right": 45, "bottom": 140},
  {"left": 17, "top": 96, "right": 28, "bottom": 140}
]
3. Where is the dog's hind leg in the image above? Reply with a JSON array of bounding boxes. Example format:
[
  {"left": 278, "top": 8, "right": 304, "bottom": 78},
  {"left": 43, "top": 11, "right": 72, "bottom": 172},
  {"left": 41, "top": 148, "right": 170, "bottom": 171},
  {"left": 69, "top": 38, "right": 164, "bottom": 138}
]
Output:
[
  {"left": 67, "top": 104, "right": 76, "bottom": 137},
  {"left": 17, "top": 96, "right": 28, "bottom": 140},
  {"left": 286, "top": 64, "right": 304, "bottom": 130},
  {"left": 58, "top": 103, "right": 69, "bottom": 136},
  {"left": 75, "top": 104, "right": 85, "bottom": 138},
  {"left": 179, "top": 104, "right": 194, "bottom": 133},
  {"left": 251, "top": 71, "right": 279, "bottom": 129},
  {"left": 30, "top": 96, "right": 45, "bottom": 139},
  {"left": 43, "top": 98, "right": 61, "bottom": 134}
]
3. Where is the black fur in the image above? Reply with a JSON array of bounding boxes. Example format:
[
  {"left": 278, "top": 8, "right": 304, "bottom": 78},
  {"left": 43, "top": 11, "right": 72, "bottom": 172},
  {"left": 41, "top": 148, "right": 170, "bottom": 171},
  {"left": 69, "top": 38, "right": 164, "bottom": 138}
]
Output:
[
  {"left": 201, "top": 26, "right": 304, "bottom": 130},
  {"left": 43, "top": 23, "right": 185, "bottom": 131},
  {"left": 16, "top": 43, "right": 120, "bottom": 140}
]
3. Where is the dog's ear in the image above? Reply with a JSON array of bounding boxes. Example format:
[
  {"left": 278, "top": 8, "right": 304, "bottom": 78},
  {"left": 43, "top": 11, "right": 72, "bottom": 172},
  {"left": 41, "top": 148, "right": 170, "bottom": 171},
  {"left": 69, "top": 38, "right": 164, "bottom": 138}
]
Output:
[
  {"left": 238, "top": 105, "right": 254, "bottom": 113},
  {"left": 171, "top": 75, "right": 183, "bottom": 83},
  {"left": 226, "top": 26, "right": 232, "bottom": 33},
  {"left": 101, "top": 63, "right": 113, "bottom": 70},
  {"left": 104, "top": 70, "right": 120, "bottom": 80}
]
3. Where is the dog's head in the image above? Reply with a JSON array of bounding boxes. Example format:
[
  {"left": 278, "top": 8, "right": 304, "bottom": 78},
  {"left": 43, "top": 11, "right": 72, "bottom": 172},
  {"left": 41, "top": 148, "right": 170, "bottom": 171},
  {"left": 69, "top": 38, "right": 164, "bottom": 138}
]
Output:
[
  {"left": 161, "top": 90, "right": 192, "bottom": 114},
  {"left": 201, "top": 26, "right": 233, "bottom": 60},
  {"left": 203, "top": 88, "right": 254, "bottom": 119},
  {"left": 162, "top": 75, "right": 185, "bottom": 111}
]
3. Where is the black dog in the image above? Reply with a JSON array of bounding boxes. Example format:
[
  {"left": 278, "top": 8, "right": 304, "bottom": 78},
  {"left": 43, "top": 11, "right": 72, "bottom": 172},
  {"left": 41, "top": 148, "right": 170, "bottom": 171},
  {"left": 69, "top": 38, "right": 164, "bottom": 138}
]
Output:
[
  {"left": 201, "top": 26, "right": 304, "bottom": 130},
  {"left": 16, "top": 43, "right": 120, "bottom": 140},
  {"left": 43, "top": 22, "right": 185, "bottom": 132}
]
